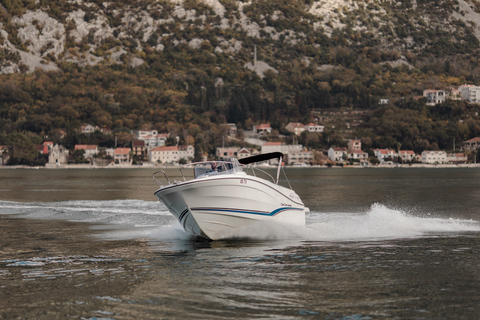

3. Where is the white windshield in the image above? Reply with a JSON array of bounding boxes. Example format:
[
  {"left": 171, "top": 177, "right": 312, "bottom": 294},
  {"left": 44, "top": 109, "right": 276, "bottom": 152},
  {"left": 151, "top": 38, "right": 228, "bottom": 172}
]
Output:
[{"left": 194, "top": 158, "right": 243, "bottom": 178}]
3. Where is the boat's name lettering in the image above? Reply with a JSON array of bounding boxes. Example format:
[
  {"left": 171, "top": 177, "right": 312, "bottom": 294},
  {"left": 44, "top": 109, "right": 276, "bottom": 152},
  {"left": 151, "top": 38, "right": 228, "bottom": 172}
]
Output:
[
  {"left": 240, "top": 179, "right": 247, "bottom": 184},
  {"left": 281, "top": 203, "right": 292, "bottom": 207}
]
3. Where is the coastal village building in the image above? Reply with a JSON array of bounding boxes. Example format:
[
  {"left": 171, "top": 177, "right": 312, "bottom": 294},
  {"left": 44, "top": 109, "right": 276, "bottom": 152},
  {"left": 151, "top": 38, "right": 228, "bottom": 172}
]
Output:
[
  {"left": 304, "top": 123, "right": 324, "bottom": 133},
  {"left": 253, "top": 124, "right": 272, "bottom": 134},
  {"left": 422, "top": 151, "right": 447, "bottom": 164},
  {"left": 134, "top": 129, "right": 158, "bottom": 139},
  {"left": 348, "top": 149, "right": 368, "bottom": 162},
  {"left": 75, "top": 145, "right": 98, "bottom": 158},
  {"left": 286, "top": 123, "right": 324, "bottom": 135},
  {"left": 328, "top": 147, "right": 347, "bottom": 162},
  {"left": 373, "top": 149, "right": 397, "bottom": 163},
  {"left": 80, "top": 124, "right": 98, "bottom": 134},
  {"left": 261, "top": 142, "right": 302, "bottom": 155},
  {"left": 47, "top": 144, "right": 69, "bottom": 167},
  {"left": 463, "top": 137, "right": 480, "bottom": 151},
  {"left": 447, "top": 153, "right": 467, "bottom": 164},
  {"left": 0, "top": 145, "right": 7, "bottom": 165},
  {"left": 459, "top": 85, "right": 480, "bottom": 103},
  {"left": 347, "top": 140, "right": 362, "bottom": 151},
  {"left": 226, "top": 123, "right": 237, "bottom": 137},
  {"left": 150, "top": 145, "right": 194, "bottom": 164},
  {"left": 216, "top": 147, "right": 252, "bottom": 160},
  {"left": 135, "top": 130, "right": 169, "bottom": 150},
  {"left": 114, "top": 148, "right": 131, "bottom": 164},
  {"left": 35, "top": 141, "right": 53, "bottom": 155},
  {"left": 132, "top": 140, "right": 146, "bottom": 161},
  {"left": 398, "top": 150, "right": 416, "bottom": 162},
  {"left": 288, "top": 150, "right": 314, "bottom": 165},
  {"left": 423, "top": 90, "right": 447, "bottom": 106},
  {"left": 285, "top": 122, "right": 305, "bottom": 136}
]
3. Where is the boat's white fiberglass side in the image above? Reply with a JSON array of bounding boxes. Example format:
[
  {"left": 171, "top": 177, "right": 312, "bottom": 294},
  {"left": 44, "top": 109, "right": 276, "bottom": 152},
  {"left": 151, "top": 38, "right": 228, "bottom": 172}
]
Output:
[{"left": 153, "top": 153, "right": 308, "bottom": 240}]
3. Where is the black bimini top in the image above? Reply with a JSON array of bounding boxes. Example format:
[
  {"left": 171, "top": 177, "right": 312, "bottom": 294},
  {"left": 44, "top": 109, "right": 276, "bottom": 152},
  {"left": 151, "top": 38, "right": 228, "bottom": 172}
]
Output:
[{"left": 238, "top": 152, "right": 283, "bottom": 165}]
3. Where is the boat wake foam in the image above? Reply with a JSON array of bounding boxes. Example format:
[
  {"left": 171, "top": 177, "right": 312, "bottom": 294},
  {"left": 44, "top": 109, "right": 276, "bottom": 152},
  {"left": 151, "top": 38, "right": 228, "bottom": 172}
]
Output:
[
  {"left": 302, "top": 203, "right": 480, "bottom": 241},
  {"left": 1, "top": 201, "right": 478, "bottom": 242}
]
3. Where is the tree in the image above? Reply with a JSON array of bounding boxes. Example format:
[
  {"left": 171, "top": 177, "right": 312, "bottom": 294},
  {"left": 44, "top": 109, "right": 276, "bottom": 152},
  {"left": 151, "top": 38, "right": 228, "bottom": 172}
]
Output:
[{"left": 6, "top": 132, "right": 36, "bottom": 165}]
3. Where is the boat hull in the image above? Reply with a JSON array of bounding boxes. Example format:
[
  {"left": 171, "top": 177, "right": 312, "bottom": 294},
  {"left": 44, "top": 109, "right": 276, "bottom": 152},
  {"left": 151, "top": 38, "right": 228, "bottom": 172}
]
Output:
[{"left": 154, "top": 174, "right": 306, "bottom": 240}]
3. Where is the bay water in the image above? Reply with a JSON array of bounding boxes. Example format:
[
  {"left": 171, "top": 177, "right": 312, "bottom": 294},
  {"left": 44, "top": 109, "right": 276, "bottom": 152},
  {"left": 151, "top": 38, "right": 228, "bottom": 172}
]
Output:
[{"left": 0, "top": 167, "right": 479, "bottom": 319}]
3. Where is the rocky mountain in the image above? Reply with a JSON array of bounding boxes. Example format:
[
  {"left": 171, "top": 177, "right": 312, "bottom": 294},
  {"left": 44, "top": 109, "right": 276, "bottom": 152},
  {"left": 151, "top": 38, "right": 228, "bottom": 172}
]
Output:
[
  {"left": 3, "top": 0, "right": 480, "bottom": 161},
  {"left": 1, "top": 0, "right": 480, "bottom": 76}
]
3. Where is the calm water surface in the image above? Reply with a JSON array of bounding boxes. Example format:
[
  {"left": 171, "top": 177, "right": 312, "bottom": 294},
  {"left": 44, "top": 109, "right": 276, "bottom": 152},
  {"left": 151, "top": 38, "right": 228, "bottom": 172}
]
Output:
[{"left": 0, "top": 167, "right": 479, "bottom": 319}]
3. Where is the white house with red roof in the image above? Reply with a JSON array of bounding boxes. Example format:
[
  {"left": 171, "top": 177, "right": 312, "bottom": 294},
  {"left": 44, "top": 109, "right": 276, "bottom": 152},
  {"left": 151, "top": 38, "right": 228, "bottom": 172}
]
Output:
[
  {"left": 114, "top": 148, "right": 131, "bottom": 163},
  {"left": 373, "top": 149, "right": 397, "bottom": 163},
  {"left": 253, "top": 124, "right": 272, "bottom": 134},
  {"left": 304, "top": 123, "right": 324, "bottom": 133},
  {"left": 75, "top": 145, "right": 98, "bottom": 158},
  {"left": 150, "top": 145, "right": 194, "bottom": 164},
  {"left": 216, "top": 147, "right": 252, "bottom": 160},
  {"left": 347, "top": 140, "right": 362, "bottom": 151},
  {"left": 447, "top": 153, "right": 467, "bottom": 164},
  {"left": 463, "top": 137, "right": 480, "bottom": 151},
  {"left": 348, "top": 149, "right": 368, "bottom": 161},
  {"left": 398, "top": 150, "right": 416, "bottom": 162}
]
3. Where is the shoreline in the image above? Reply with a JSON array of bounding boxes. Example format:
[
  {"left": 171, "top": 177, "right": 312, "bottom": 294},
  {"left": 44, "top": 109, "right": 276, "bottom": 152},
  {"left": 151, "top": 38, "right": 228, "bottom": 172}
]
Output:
[{"left": 2, "top": 163, "right": 480, "bottom": 169}]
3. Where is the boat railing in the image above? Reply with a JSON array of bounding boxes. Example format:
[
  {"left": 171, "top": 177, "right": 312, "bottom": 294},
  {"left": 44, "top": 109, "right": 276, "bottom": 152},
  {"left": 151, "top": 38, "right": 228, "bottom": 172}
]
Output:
[
  {"left": 152, "top": 160, "right": 283, "bottom": 188},
  {"left": 152, "top": 170, "right": 172, "bottom": 188}
]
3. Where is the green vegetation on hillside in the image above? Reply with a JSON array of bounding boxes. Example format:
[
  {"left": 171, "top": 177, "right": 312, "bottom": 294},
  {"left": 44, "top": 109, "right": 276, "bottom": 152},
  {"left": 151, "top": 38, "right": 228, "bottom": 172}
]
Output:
[{"left": 2, "top": 0, "right": 480, "bottom": 165}]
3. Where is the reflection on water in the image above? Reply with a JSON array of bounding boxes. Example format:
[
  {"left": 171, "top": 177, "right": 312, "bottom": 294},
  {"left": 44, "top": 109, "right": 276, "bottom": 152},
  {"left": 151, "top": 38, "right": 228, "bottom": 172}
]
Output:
[{"left": 1, "top": 168, "right": 480, "bottom": 319}]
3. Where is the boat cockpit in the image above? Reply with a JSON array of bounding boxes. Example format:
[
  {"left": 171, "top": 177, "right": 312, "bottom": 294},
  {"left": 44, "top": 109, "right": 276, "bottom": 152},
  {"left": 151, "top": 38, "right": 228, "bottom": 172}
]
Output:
[{"left": 194, "top": 158, "right": 244, "bottom": 178}]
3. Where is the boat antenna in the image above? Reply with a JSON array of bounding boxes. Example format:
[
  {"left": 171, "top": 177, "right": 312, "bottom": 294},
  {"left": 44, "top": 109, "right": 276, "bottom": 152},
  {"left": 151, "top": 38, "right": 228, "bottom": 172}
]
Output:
[{"left": 276, "top": 155, "right": 282, "bottom": 184}]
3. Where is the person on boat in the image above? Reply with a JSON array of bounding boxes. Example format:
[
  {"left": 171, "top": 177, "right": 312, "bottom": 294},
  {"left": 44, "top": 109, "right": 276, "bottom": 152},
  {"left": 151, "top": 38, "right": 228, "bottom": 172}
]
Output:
[{"left": 210, "top": 162, "right": 218, "bottom": 172}]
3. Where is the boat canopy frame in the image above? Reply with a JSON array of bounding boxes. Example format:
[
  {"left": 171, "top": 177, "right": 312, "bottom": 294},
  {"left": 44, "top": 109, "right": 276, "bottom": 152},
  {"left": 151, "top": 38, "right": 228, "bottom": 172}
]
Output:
[{"left": 152, "top": 153, "right": 292, "bottom": 189}]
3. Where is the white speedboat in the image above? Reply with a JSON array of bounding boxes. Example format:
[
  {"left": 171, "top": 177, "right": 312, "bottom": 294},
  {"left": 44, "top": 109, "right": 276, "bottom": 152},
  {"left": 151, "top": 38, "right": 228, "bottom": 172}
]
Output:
[{"left": 153, "top": 152, "right": 308, "bottom": 240}]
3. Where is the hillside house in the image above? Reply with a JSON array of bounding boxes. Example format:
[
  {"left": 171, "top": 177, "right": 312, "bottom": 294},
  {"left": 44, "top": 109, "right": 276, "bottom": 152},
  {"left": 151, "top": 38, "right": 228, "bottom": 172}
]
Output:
[
  {"left": 285, "top": 122, "right": 305, "bottom": 136},
  {"left": 459, "top": 85, "right": 480, "bottom": 103},
  {"left": 304, "top": 123, "right": 324, "bottom": 133},
  {"left": 347, "top": 140, "right": 362, "bottom": 151},
  {"left": 423, "top": 90, "right": 447, "bottom": 106},
  {"left": 80, "top": 124, "right": 98, "bottom": 134},
  {"left": 136, "top": 132, "right": 169, "bottom": 150},
  {"left": 254, "top": 124, "right": 272, "bottom": 134},
  {"left": 226, "top": 123, "right": 237, "bottom": 136}
]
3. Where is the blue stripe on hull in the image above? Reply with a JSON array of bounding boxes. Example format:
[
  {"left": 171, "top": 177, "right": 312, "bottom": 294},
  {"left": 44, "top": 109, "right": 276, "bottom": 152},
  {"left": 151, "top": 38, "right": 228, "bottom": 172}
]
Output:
[{"left": 190, "top": 207, "right": 304, "bottom": 217}]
